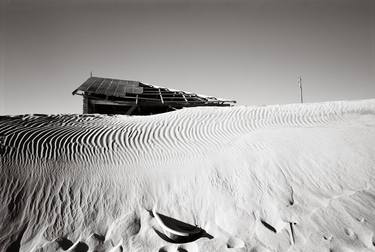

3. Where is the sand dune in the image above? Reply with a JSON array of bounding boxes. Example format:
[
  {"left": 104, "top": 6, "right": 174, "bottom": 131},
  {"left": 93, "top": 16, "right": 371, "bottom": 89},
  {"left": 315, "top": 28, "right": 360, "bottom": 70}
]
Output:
[{"left": 1, "top": 99, "right": 375, "bottom": 251}]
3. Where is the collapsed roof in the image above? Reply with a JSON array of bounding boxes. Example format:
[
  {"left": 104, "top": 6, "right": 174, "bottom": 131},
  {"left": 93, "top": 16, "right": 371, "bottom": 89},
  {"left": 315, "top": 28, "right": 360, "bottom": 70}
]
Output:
[{"left": 72, "top": 77, "right": 236, "bottom": 107}]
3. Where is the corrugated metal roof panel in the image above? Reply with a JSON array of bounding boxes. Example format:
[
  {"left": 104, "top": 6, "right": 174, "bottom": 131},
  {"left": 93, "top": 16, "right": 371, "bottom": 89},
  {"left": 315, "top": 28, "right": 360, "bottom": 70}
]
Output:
[{"left": 73, "top": 77, "right": 236, "bottom": 106}]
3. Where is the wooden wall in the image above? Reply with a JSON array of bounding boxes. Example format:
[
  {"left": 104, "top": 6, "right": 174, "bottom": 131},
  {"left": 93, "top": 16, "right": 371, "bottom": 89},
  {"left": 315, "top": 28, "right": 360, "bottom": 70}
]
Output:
[{"left": 83, "top": 96, "right": 89, "bottom": 113}]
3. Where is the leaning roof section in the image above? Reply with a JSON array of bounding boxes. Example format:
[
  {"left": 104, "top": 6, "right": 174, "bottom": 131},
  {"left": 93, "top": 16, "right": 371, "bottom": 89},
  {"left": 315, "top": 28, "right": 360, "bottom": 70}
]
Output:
[{"left": 72, "top": 77, "right": 236, "bottom": 106}]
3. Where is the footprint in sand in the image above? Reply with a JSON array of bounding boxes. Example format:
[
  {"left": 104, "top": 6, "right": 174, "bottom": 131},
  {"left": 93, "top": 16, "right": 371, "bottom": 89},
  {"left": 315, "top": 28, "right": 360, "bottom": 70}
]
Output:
[
  {"left": 159, "top": 243, "right": 198, "bottom": 252},
  {"left": 55, "top": 237, "right": 74, "bottom": 250},
  {"left": 86, "top": 233, "right": 105, "bottom": 248},
  {"left": 177, "top": 243, "right": 198, "bottom": 252},
  {"left": 356, "top": 217, "right": 365, "bottom": 223},
  {"left": 323, "top": 234, "right": 333, "bottom": 241},
  {"left": 159, "top": 246, "right": 169, "bottom": 252},
  {"left": 250, "top": 245, "right": 272, "bottom": 252},
  {"left": 226, "top": 237, "right": 245, "bottom": 249},
  {"left": 344, "top": 228, "right": 357, "bottom": 240}
]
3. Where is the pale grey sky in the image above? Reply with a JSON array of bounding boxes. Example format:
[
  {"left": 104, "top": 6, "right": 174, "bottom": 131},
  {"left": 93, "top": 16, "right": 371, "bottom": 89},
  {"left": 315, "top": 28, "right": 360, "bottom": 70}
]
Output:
[{"left": 1, "top": 0, "right": 374, "bottom": 115}]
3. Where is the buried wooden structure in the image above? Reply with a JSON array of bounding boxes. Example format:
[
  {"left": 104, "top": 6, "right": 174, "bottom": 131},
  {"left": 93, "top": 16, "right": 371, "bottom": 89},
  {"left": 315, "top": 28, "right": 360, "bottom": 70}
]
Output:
[
  {"left": 73, "top": 77, "right": 236, "bottom": 115},
  {"left": 151, "top": 209, "right": 213, "bottom": 243}
]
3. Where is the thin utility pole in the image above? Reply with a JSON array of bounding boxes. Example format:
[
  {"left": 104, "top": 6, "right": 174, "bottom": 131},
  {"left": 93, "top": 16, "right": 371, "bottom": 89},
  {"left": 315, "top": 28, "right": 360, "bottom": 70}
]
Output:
[{"left": 298, "top": 76, "right": 303, "bottom": 103}]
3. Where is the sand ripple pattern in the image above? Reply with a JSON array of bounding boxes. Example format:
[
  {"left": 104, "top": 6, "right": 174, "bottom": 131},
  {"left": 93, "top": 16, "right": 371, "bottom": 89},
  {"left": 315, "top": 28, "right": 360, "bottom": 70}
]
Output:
[
  {"left": 0, "top": 99, "right": 375, "bottom": 252},
  {"left": 1, "top": 100, "right": 373, "bottom": 169}
]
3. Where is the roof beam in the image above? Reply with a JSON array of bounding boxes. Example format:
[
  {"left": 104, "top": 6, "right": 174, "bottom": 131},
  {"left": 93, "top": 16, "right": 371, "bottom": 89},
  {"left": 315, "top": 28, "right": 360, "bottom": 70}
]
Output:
[
  {"left": 181, "top": 93, "right": 188, "bottom": 103},
  {"left": 159, "top": 89, "right": 164, "bottom": 104}
]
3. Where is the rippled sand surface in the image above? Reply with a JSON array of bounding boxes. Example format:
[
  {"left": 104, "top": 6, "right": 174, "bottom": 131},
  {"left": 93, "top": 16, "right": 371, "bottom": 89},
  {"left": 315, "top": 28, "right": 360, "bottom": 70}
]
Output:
[{"left": 1, "top": 99, "right": 375, "bottom": 252}]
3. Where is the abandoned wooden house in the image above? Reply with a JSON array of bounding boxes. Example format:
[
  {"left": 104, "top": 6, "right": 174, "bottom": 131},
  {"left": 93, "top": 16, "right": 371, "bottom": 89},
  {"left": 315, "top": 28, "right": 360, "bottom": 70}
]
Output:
[{"left": 72, "top": 77, "right": 236, "bottom": 115}]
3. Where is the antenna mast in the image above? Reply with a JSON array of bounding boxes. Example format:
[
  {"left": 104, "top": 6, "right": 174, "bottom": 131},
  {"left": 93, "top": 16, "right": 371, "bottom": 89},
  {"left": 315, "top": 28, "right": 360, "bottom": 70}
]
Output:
[{"left": 298, "top": 76, "right": 303, "bottom": 103}]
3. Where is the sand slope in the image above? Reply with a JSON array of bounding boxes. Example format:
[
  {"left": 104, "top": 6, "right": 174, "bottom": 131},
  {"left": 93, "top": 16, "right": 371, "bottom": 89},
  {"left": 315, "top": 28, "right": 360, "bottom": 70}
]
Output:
[{"left": 1, "top": 99, "right": 375, "bottom": 252}]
